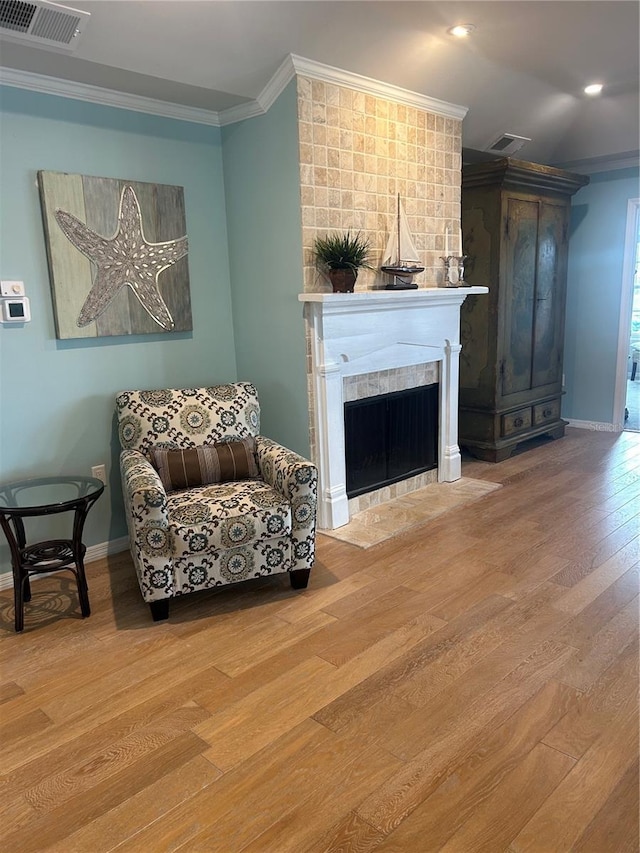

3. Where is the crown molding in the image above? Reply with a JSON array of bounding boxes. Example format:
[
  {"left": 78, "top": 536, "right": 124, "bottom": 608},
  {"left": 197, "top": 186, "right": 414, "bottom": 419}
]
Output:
[
  {"left": 1, "top": 54, "right": 468, "bottom": 128},
  {"left": 217, "top": 54, "right": 468, "bottom": 126},
  {"left": 259, "top": 54, "right": 297, "bottom": 113},
  {"left": 217, "top": 99, "right": 266, "bottom": 126},
  {"left": 290, "top": 55, "right": 468, "bottom": 121},
  {"left": 553, "top": 150, "right": 640, "bottom": 175},
  {"left": 0, "top": 66, "right": 221, "bottom": 126},
  {"left": 217, "top": 53, "right": 297, "bottom": 125}
]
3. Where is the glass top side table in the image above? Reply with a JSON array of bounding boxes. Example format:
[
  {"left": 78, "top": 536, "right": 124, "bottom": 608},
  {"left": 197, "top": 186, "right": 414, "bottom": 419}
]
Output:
[{"left": 0, "top": 476, "right": 105, "bottom": 632}]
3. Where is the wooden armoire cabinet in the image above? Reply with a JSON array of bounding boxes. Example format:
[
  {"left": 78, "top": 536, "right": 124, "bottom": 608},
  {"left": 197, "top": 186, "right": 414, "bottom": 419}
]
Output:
[{"left": 459, "top": 158, "right": 588, "bottom": 462}]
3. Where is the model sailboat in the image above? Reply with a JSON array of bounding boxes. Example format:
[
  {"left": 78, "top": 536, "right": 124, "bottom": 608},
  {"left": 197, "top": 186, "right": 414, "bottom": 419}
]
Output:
[{"left": 381, "top": 194, "right": 425, "bottom": 290}]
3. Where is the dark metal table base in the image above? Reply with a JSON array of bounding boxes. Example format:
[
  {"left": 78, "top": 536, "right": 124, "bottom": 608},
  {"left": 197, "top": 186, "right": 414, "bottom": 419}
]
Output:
[
  {"left": 0, "top": 479, "right": 102, "bottom": 632},
  {"left": 13, "top": 538, "right": 92, "bottom": 633}
]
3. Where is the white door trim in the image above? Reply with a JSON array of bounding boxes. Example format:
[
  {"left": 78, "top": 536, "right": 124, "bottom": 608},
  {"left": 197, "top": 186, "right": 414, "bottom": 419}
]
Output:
[{"left": 613, "top": 198, "right": 639, "bottom": 430}]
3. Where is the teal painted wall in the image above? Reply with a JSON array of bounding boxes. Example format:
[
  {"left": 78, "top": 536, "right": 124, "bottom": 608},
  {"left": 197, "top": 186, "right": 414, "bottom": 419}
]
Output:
[
  {"left": 221, "top": 82, "right": 309, "bottom": 457},
  {"left": 3, "top": 75, "right": 634, "bottom": 585},
  {"left": 564, "top": 167, "right": 640, "bottom": 423},
  {"left": 0, "top": 87, "right": 236, "bottom": 569}
]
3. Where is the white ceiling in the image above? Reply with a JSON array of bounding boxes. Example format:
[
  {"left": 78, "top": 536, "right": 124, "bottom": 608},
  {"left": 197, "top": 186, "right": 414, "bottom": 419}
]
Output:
[{"left": 1, "top": 0, "right": 638, "bottom": 169}]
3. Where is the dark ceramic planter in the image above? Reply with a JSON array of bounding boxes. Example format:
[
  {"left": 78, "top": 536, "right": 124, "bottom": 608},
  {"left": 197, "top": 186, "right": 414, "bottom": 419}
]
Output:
[{"left": 328, "top": 268, "right": 357, "bottom": 293}]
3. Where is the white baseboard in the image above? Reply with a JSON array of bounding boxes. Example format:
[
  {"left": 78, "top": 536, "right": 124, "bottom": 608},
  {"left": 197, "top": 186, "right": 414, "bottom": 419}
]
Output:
[
  {"left": 85, "top": 535, "right": 130, "bottom": 563},
  {"left": 566, "top": 419, "right": 623, "bottom": 433},
  {"left": 0, "top": 536, "right": 130, "bottom": 592}
]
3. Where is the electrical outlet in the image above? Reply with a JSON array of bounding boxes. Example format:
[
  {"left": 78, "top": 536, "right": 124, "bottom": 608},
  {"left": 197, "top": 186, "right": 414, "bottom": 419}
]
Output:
[{"left": 91, "top": 464, "right": 107, "bottom": 484}]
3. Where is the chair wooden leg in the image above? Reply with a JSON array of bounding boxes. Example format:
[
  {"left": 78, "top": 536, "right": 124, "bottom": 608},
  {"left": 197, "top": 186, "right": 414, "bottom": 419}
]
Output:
[
  {"left": 149, "top": 599, "right": 170, "bottom": 621},
  {"left": 290, "top": 569, "right": 311, "bottom": 590}
]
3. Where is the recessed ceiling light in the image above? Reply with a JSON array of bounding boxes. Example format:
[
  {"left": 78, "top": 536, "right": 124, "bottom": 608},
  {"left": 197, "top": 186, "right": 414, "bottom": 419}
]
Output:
[
  {"left": 584, "top": 83, "right": 603, "bottom": 96},
  {"left": 448, "top": 24, "right": 475, "bottom": 37}
]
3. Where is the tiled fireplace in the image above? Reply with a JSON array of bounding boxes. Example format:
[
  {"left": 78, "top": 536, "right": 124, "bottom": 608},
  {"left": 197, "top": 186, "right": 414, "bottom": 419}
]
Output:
[
  {"left": 293, "top": 62, "right": 486, "bottom": 529},
  {"left": 299, "top": 288, "right": 487, "bottom": 529},
  {"left": 343, "top": 362, "right": 440, "bottom": 516}
]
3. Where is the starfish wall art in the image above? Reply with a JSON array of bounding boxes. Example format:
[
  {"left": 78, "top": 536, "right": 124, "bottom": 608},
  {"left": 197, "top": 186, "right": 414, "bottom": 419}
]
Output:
[{"left": 38, "top": 171, "right": 192, "bottom": 339}]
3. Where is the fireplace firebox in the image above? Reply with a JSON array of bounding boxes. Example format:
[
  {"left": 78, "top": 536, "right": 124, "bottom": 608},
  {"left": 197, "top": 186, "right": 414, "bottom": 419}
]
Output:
[{"left": 344, "top": 384, "right": 439, "bottom": 498}]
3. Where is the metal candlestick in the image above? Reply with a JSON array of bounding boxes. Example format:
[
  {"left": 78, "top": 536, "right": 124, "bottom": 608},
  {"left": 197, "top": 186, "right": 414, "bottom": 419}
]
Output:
[{"left": 439, "top": 255, "right": 469, "bottom": 287}]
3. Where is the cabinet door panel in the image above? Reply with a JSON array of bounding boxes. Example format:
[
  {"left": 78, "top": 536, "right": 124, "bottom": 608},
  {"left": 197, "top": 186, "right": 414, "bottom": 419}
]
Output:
[
  {"left": 532, "top": 203, "right": 566, "bottom": 388},
  {"left": 502, "top": 198, "right": 538, "bottom": 396}
]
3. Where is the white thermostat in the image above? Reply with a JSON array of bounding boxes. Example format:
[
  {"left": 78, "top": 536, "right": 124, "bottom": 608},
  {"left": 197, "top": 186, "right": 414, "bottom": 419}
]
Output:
[
  {"left": 1, "top": 281, "right": 31, "bottom": 323},
  {"left": 1, "top": 297, "right": 31, "bottom": 323}
]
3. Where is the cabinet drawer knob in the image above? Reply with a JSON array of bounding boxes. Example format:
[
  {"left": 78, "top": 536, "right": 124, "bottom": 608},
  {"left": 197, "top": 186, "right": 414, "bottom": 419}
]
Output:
[
  {"left": 514, "top": 417, "right": 524, "bottom": 427},
  {"left": 543, "top": 408, "right": 552, "bottom": 418}
]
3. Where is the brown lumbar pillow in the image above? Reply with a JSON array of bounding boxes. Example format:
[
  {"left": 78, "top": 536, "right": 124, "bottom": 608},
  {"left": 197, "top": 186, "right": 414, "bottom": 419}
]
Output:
[{"left": 150, "top": 438, "right": 259, "bottom": 491}]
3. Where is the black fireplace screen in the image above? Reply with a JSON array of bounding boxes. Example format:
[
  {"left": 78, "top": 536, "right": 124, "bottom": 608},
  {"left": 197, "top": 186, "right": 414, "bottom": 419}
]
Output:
[{"left": 344, "top": 384, "right": 439, "bottom": 498}]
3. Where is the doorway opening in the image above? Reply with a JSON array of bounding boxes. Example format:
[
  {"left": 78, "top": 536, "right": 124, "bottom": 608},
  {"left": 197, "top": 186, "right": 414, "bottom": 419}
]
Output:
[{"left": 617, "top": 199, "right": 640, "bottom": 432}]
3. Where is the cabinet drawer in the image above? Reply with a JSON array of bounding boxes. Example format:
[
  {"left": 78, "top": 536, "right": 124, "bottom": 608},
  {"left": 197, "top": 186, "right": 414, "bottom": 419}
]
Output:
[
  {"left": 502, "top": 407, "right": 532, "bottom": 437},
  {"left": 533, "top": 400, "right": 560, "bottom": 425}
]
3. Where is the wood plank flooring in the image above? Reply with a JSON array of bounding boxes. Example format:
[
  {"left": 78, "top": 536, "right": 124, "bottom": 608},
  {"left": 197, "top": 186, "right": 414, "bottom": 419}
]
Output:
[{"left": 1, "top": 427, "right": 638, "bottom": 852}]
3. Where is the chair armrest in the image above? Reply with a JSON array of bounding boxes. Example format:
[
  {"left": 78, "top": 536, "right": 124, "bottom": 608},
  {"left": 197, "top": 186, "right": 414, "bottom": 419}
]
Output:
[
  {"left": 120, "top": 450, "right": 175, "bottom": 603},
  {"left": 255, "top": 436, "right": 317, "bottom": 504},
  {"left": 120, "top": 450, "right": 169, "bottom": 526},
  {"left": 120, "top": 450, "right": 174, "bottom": 602},
  {"left": 255, "top": 437, "right": 317, "bottom": 571}
]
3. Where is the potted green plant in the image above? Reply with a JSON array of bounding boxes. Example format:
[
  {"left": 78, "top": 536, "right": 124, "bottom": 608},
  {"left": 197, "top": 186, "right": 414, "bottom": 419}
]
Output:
[{"left": 313, "top": 231, "right": 374, "bottom": 293}]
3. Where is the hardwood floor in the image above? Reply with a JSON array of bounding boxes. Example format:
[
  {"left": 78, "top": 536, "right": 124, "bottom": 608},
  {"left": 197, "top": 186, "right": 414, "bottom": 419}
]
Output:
[{"left": 1, "top": 427, "right": 638, "bottom": 852}]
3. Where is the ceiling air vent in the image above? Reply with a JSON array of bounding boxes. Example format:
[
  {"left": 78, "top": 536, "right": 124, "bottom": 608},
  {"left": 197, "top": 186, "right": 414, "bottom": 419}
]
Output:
[
  {"left": 0, "top": 0, "right": 90, "bottom": 51},
  {"left": 484, "top": 132, "right": 531, "bottom": 156}
]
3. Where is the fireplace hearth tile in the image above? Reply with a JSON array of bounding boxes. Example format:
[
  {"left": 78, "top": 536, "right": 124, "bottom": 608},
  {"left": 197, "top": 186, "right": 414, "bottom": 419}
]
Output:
[{"left": 319, "top": 477, "right": 501, "bottom": 549}]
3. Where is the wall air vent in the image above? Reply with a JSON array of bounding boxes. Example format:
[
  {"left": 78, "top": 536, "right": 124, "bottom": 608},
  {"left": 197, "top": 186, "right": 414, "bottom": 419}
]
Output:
[
  {"left": 484, "top": 132, "right": 531, "bottom": 156},
  {"left": 0, "top": 0, "right": 90, "bottom": 51}
]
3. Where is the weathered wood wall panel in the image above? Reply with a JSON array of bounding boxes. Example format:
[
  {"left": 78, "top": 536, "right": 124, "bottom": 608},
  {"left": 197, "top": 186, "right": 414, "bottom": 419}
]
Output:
[{"left": 38, "top": 172, "right": 95, "bottom": 339}]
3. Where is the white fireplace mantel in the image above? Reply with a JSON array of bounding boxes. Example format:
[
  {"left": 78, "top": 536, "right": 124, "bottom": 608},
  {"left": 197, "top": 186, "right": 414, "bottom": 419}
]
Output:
[{"left": 299, "top": 287, "right": 488, "bottom": 529}]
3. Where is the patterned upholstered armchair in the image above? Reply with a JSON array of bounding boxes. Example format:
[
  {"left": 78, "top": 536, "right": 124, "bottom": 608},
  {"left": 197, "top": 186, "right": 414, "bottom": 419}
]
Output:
[{"left": 115, "top": 383, "right": 317, "bottom": 621}]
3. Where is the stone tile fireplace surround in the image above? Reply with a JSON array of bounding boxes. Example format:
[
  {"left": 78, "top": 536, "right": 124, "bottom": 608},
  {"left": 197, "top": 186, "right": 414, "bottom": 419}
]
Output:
[
  {"left": 294, "top": 63, "right": 486, "bottom": 529},
  {"left": 300, "top": 289, "right": 487, "bottom": 530},
  {"left": 296, "top": 72, "right": 467, "bottom": 292}
]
